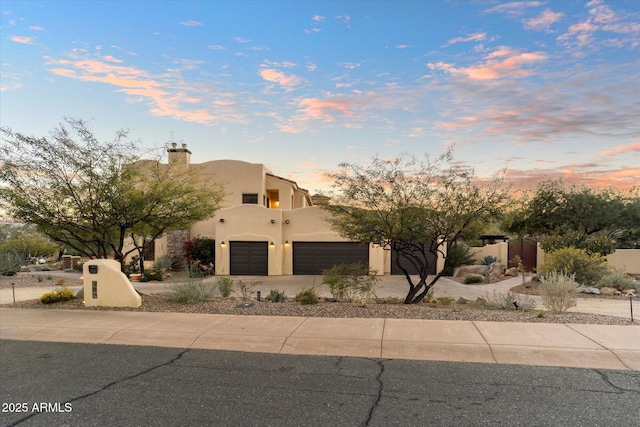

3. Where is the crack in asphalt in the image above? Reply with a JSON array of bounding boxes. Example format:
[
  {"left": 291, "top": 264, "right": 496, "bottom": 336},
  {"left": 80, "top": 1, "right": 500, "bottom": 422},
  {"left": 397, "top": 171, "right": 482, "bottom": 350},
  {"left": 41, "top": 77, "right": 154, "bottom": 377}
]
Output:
[
  {"left": 5, "top": 349, "right": 191, "bottom": 426},
  {"left": 595, "top": 369, "right": 640, "bottom": 395},
  {"left": 363, "top": 359, "right": 385, "bottom": 427}
]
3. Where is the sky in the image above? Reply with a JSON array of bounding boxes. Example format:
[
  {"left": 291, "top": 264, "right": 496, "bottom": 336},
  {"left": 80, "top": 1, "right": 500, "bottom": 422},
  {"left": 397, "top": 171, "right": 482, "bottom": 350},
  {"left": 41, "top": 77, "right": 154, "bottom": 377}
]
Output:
[{"left": 1, "top": 0, "right": 639, "bottom": 195}]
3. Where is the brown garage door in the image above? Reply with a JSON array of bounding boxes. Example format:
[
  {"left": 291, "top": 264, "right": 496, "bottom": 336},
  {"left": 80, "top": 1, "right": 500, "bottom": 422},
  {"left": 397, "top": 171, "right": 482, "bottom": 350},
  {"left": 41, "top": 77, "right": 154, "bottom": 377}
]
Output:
[
  {"left": 391, "top": 242, "right": 437, "bottom": 275},
  {"left": 230, "top": 241, "right": 268, "bottom": 276},
  {"left": 293, "top": 242, "right": 369, "bottom": 275}
]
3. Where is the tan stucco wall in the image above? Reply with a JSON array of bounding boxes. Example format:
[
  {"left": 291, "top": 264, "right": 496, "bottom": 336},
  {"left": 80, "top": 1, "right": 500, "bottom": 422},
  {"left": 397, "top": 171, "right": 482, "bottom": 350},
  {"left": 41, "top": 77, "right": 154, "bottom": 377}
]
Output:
[
  {"left": 83, "top": 259, "right": 142, "bottom": 308},
  {"left": 214, "top": 204, "right": 283, "bottom": 275},
  {"left": 471, "top": 242, "right": 509, "bottom": 265},
  {"left": 607, "top": 249, "right": 640, "bottom": 274},
  {"left": 265, "top": 175, "right": 295, "bottom": 209},
  {"left": 193, "top": 160, "right": 266, "bottom": 208}
]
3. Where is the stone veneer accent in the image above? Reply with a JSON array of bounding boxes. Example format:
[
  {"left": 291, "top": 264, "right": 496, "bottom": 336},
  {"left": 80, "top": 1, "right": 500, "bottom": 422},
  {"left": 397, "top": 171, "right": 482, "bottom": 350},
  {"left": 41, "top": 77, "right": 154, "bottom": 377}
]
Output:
[{"left": 167, "top": 229, "right": 190, "bottom": 260}]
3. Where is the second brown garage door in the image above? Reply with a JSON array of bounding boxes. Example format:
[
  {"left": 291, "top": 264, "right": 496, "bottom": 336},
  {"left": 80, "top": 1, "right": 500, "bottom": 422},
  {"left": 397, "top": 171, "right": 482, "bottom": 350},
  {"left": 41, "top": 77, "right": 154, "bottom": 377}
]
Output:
[{"left": 293, "top": 242, "right": 369, "bottom": 275}]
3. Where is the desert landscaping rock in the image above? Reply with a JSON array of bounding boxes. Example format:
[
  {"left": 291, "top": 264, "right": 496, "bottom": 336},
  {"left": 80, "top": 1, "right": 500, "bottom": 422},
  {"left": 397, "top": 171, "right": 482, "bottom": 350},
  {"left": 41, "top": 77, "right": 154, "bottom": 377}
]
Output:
[{"left": 2, "top": 272, "right": 636, "bottom": 325}]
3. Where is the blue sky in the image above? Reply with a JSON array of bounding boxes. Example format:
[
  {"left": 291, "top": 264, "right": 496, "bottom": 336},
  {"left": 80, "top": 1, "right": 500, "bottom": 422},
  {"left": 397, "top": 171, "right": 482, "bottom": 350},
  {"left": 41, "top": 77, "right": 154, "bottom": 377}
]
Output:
[{"left": 1, "top": 0, "right": 639, "bottom": 194}]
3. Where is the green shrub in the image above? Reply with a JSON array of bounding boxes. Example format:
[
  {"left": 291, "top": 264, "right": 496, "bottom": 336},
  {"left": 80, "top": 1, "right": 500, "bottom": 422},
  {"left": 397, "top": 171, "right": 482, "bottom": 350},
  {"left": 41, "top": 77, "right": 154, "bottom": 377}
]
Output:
[
  {"left": 37, "top": 275, "right": 44, "bottom": 282},
  {"left": 436, "top": 296, "right": 455, "bottom": 306},
  {"left": 295, "top": 287, "right": 319, "bottom": 305},
  {"left": 479, "top": 255, "right": 499, "bottom": 266},
  {"left": 153, "top": 255, "right": 175, "bottom": 272},
  {"left": 186, "top": 262, "right": 206, "bottom": 278},
  {"left": 141, "top": 267, "right": 163, "bottom": 282},
  {"left": 539, "top": 270, "right": 578, "bottom": 313},
  {"left": 267, "top": 289, "right": 288, "bottom": 302},
  {"left": 442, "top": 244, "right": 475, "bottom": 276},
  {"left": 538, "top": 247, "right": 609, "bottom": 286},
  {"left": 39, "top": 288, "right": 74, "bottom": 304},
  {"left": 463, "top": 274, "right": 484, "bottom": 284},
  {"left": 124, "top": 255, "right": 140, "bottom": 276},
  {"left": 166, "top": 281, "right": 217, "bottom": 303},
  {"left": 0, "top": 251, "right": 22, "bottom": 276},
  {"left": 597, "top": 273, "right": 639, "bottom": 292},
  {"left": 322, "top": 263, "right": 378, "bottom": 304},
  {"left": 217, "top": 276, "right": 234, "bottom": 298}
]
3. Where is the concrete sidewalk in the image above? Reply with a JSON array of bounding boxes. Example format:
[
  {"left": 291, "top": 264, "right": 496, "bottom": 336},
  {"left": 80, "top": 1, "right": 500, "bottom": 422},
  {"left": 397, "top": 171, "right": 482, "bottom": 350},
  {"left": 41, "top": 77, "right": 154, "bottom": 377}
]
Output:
[{"left": 1, "top": 308, "right": 638, "bottom": 371}]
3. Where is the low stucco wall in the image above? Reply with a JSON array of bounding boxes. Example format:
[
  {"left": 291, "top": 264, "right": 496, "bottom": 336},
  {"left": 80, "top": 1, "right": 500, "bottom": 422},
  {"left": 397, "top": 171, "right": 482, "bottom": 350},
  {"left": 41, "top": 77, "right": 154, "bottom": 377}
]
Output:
[
  {"left": 470, "top": 243, "right": 508, "bottom": 265},
  {"left": 82, "top": 259, "right": 141, "bottom": 308},
  {"left": 606, "top": 249, "right": 640, "bottom": 275}
]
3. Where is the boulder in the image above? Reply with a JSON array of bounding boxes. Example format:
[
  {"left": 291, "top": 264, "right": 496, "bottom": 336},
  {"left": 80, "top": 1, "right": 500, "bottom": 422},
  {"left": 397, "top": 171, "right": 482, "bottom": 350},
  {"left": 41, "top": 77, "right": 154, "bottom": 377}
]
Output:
[
  {"left": 454, "top": 265, "right": 489, "bottom": 279},
  {"left": 475, "top": 296, "right": 488, "bottom": 305},
  {"left": 577, "top": 286, "right": 601, "bottom": 294},
  {"left": 599, "top": 286, "right": 618, "bottom": 296},
  {"left": 485, "top": 262, "right": 505, "bottom": 283},
  {"left": 503, "top": 267, "right": 518, "bottom": 277}
]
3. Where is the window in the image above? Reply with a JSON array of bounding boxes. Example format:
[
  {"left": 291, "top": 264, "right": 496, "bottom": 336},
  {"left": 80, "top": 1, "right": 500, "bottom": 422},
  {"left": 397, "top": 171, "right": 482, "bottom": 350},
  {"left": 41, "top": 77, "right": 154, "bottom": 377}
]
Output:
[
  {"left": 242, "top": 193, "right": 258, "bottom": 204},
  {"left": 267, "top": 190, "right": 279, "bottom": 209}
]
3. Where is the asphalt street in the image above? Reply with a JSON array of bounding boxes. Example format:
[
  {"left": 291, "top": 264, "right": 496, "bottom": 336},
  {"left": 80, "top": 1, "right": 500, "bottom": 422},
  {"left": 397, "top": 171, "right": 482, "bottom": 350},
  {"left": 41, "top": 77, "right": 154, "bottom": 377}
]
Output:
[{"left": 1, "top": 340, "right": 639, "bottom": 427}]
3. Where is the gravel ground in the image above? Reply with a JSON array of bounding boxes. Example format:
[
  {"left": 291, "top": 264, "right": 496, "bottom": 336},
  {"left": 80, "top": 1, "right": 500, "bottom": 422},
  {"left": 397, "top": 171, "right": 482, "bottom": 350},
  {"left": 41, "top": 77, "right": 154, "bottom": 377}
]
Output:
[{"left": 2, "top": 272, "right": 636, "bottom": 325}]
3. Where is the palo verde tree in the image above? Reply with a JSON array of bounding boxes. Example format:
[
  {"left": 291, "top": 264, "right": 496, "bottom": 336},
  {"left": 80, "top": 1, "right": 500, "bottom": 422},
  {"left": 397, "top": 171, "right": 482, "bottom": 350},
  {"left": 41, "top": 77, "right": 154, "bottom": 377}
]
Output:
[
  {"left": 324, "top": 149, "right": 507, "bottom": 304},
  {"left": 0, "top": 224, "right": 58, "bottom": 261},
  {"left": 505, "top": 180, "right": 640, "bottom": 255},
  {"left": 0, "top": 118, "right": 224, "bottom": 272}
]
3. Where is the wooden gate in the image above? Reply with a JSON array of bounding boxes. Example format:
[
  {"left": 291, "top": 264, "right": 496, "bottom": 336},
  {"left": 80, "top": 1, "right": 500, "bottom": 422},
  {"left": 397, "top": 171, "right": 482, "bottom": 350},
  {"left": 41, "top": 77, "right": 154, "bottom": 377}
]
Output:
[{"left": 508, "top": 239, "right": 537, "bottom": 271}]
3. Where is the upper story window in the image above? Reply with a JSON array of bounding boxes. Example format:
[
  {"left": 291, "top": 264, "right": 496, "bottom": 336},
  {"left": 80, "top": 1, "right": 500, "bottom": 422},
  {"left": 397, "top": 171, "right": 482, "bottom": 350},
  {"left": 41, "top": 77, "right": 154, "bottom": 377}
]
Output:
[
  {"left": 267, "top": 190, "right": 280, "bottom": 209},
  {"left": 242, "top": 193, "right": 259, "bottom": 204}
]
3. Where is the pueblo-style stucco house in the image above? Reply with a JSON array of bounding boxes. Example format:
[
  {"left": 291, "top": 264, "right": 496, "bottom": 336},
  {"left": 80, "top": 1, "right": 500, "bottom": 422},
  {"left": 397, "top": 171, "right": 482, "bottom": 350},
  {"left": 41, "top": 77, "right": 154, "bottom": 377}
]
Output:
[{"left": 149, "top": 143, "right": 444, "bottom": 276}]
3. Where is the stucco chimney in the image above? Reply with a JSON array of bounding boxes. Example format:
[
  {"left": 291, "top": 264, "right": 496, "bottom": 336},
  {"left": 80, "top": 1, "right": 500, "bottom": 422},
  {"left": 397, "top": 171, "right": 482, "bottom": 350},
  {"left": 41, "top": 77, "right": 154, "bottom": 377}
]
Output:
[{"left": 167, "top": 143, "right": 191, "bottom": 168}]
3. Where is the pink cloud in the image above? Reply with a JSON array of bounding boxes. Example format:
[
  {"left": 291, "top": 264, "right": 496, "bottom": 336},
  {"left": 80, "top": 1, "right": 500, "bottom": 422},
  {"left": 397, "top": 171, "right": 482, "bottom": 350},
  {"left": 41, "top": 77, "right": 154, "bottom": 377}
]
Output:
[
  {"left": 484, "top": 1, "right": 542, "bottom": 17},
  {"left": 46, "top": 56, "right": 242, "bottom": 125},
  {"left": 447, "top": 32, "right": 487, "bottom": 45},
  {"left": 523, "top": 9, "right": 564, "bottom": 31},
  {"left": 429, "top": 48, "right": 546, "bottom": 80},
  {"left": 103, "top": 55, "right": 122, "bottom": 63},
  {"left": 558, "top": 1, "right": 638, "bottom": 49},
  {"left": 505, "top": 166, "right": 640, "bottom": 192},
  {"left": 599, "top": 142, "right": 640, "bottom": 157},
  {"left": 299, "top": 98, "right": 354, "bottom": 120},
  {"left": 259, "top": 68, "right": 302, "bottom": 88},
  {"left": 10, "top": 36, "right": 33, "bottom": 44},
  {"left": 296, "top": 161, "right": 316, "bottom": 169}
]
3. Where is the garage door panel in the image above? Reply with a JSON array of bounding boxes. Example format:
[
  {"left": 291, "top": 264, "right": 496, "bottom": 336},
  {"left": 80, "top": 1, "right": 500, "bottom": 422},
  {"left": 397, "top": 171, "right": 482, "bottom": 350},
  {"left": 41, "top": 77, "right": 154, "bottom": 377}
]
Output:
[
  {"left": 293, "top": 242, "right": 369, "bottom": 275},
  {"left": 230, "top": 241, "right": 268, "bottom": 276}
]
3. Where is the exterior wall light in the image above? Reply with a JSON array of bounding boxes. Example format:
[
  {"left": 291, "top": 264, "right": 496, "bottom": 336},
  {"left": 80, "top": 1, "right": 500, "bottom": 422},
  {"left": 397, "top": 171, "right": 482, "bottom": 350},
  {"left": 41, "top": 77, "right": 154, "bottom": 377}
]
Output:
[
  {"left": 220, "top": 241, "right": 226, "bottom": 246},
  {"left": 270, "top": 219, "right": 276, "bottom": 224},
  {"left": 285, "top": 240, "right": 289, "bottom": 244},
  {"left": 219, "top": 218, "right": 225, "bottom": 223},
  {"left": 285, "top": 219, "right": 290, "bottom": 224},
  {"left": 269, "top": 241, "right": 275, "bottom": 246}
]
